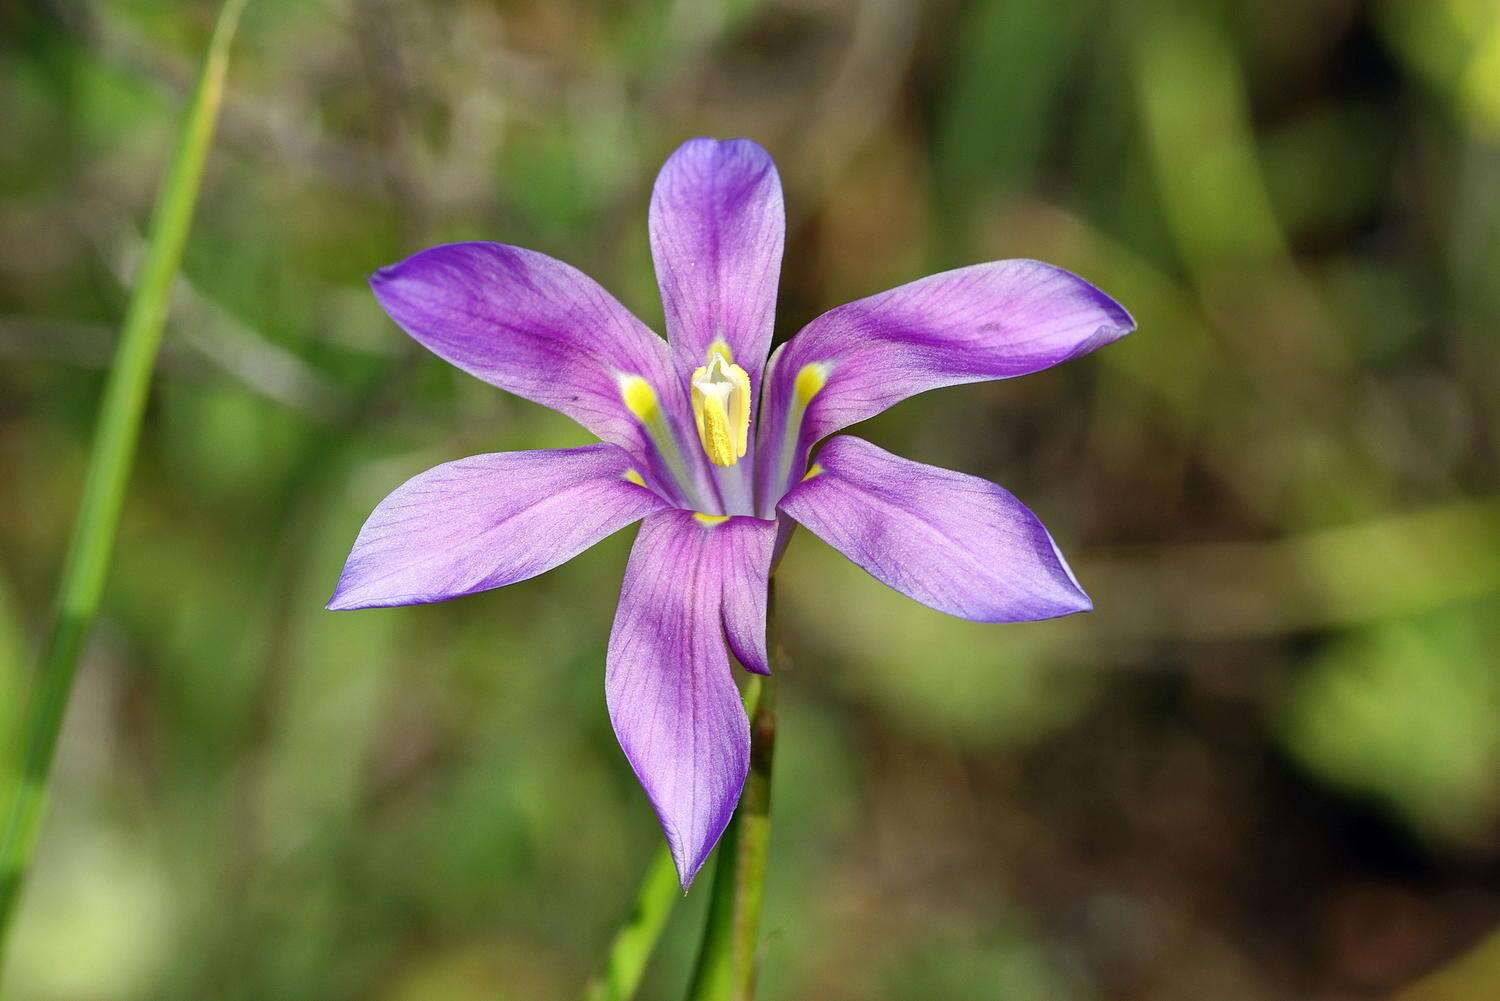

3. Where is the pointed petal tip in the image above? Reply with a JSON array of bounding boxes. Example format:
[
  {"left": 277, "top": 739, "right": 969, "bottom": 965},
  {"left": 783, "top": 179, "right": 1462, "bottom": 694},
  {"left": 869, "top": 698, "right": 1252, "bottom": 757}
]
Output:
[
  {"left": 960, "top": 589, "right": 1092, "bottom": 623},
  {"left": 1101, "top": 314, "right": 1135, "bottom": 343},
  {"left": 367, "top": 244, "right": 465, "bottom": 296},
  {"left": 669, "top": 822, "right": 728, "bottom": 891},
  {"left": 1062, "top": 588, "right": 1094, "bottom": 617},
  {"left": 1090, "top": 282, "right": 1136, "bottom": 340},
  {"left": 1046, "top": 530, "right": 1095, "bottom": 617},
  {"left": 1100, "top": 312, "right": 1136, "bottom": 343},
  {"left": 645, "top": 777, "right": 738, "bottom": 892},
  {"left": 323, "top": 588, "right": 379, "bottom": 611},
  {"left": 963, "top": 592, "right": 1092, "bottom": 624},
  {"left": 1067, "top": 276, "right": 1135, "bottom": 355},
  {"left": 325, "top": 578, "right": 356, "bottom": 610},
  {"left": 324, "top": 586, "right": 366, "bottom": 611},
  {"left": 1059, "top": 311, "right": 1134, "bottom": 367},
  {"left": 728, "top": 627, "right": 772, "bottom": 676},
  {"left": 1007, "top": 258, "right": 1134, "bottom": 338},
  {"left": 1033, "top": 575, "right": 1094, "bottom": 620},
  {"left": 368, "top": 249, "right": 432, "bottom": 290},
  {"left": 675, "top": 851, "right": 706, "bottom": 892}
]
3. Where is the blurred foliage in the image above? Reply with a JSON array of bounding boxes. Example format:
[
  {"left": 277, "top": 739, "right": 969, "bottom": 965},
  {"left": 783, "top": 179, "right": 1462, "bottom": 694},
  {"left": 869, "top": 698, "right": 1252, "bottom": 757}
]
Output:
[
  {"left": 2, "top": 0, "right": 1499, "bottom": 999},
  {"left": 1281, "top": 607, "right": 1500, "bottom": 841}
]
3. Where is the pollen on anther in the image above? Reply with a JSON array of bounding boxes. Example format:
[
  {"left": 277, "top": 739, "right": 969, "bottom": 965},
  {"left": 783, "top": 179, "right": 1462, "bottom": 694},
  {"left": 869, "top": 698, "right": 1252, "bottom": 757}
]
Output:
[
  {"left": 690, "top": 353, "right": 751, "bottom": 467},
  {"left": 622, "top": 469, "right": 647, "bottom": 487},
  {"left": 693, "top": 513, "right": 731, "bottom": 527}
]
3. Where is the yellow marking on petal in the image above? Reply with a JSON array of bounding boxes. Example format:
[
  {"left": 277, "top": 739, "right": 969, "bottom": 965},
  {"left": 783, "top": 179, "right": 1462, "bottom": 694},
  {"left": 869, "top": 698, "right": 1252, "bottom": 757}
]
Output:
[
  {"left": 618, "top": 375, "right": 659, "bottom": 421},
  {"left": 707, "top": 337, "right": 734, "bottom": 366},
  {"left": 793, "top": 363, "right": 829, "bottom": 406},
  {"left": 622, "top": 468, "right": 646, "bottom": 487},
  {"left": 690, "top": 353, "right": 752, "bottom": 467},
  {"left": 802, "top": 463, "right": 824, "bottom": 481},
  {"left": 693, "top": 513, "right": 731, "bottom": 527}
]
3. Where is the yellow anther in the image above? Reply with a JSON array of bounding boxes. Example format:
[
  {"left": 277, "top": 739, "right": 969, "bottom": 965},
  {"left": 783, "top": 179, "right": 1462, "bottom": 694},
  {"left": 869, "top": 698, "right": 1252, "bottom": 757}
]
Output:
[
  {"left": 690, "top": 352, "right": 751, "bottom": 467},
  {"left": 802, "top": 463, "right": 824, "bottom": 481},
  {"left": 693, "top": 513, "right": 731, "bottom": 527},
  {"left": 622, "top": 469, "right": 646, "bottom": 487},
  {"left": 793, "top": 363, "right": 829, "bottom": 406},
  {"left": 618, "top": 375, "right": 659, "bottom": 421}
]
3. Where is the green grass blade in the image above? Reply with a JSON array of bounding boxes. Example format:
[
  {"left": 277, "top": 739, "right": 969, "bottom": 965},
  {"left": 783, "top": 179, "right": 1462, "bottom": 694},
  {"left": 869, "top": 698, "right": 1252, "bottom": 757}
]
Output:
[
  {"left": 582, "top": 846, "right": 683, "bottom": 1001},
  {"left": 0, "top": 0, "right": 250, "bottom": 957}
]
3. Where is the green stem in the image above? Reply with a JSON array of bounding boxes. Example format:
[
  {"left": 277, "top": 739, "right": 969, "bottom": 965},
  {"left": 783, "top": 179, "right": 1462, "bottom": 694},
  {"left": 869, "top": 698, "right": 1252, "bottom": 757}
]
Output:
[
  {"left": 0, "top": 0, "right": 248, "bottom": 955},
  {"left": 582, "top": 845, "right": 681, "bottom": 1001},
  {"left": 684, "top": 610, "right": 780, "bottom": 1001}
]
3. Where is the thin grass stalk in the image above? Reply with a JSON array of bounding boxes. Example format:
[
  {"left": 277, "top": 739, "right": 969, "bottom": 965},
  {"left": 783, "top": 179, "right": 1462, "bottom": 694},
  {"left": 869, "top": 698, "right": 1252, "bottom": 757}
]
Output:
[{"left": 0, "top": 0, "right": 250, "bottom": 956}]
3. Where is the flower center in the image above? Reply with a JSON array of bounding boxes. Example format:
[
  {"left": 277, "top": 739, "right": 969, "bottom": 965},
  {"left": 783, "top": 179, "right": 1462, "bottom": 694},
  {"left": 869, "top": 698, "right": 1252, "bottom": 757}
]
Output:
[{"left": 690, "top": 343, "right": 751, "bottom": 467}]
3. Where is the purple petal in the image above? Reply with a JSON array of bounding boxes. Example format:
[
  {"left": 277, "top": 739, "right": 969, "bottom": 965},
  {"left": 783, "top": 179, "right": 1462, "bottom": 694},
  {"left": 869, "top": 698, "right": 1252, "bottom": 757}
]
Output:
[
  {"left": 716, "top": 516, "right": 778, "bottom": 675},
  {"left": 777, "top": 436, "right": 1091, "bottom": 622},
  {"left": 328, "top": 444, "right": 666, "bottom": 610},
  {"left": 650, "top": 138, "right": 784, "bottom": 382},
  {"left": 370, "top": 242, "right": 694, "bottom": 482},
  {"left": 607, "top": 510, "right": 775, "bottom": 887},
  {"left": 756, "top": 261, "right": 1132, "bottom": 506}
]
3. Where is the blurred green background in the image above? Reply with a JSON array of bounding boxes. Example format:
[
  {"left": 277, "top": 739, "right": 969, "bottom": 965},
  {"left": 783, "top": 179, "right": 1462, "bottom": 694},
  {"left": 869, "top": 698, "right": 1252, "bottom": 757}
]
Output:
[{"left": 4, "top": 0, "right": 1500, "bottom": 998}]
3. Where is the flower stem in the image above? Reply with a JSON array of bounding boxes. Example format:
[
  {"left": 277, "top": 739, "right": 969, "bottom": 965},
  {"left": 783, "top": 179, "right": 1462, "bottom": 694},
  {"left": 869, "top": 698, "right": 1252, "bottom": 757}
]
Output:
[
  {"left": 684, "top": 607, "right": 780, "bottom": 1001},
  {"left": 0, "top": 0, "right": 248, "bottom": 958},
  {"left": 581, "top": 845, "right": 681, "bottom": 1001}
]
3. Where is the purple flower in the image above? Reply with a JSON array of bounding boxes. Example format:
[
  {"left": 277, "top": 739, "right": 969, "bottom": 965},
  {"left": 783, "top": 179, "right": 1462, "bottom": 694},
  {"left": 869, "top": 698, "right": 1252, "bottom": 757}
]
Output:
[{"left": 328, "top": 138, "right": 1134, "bottom": 887}]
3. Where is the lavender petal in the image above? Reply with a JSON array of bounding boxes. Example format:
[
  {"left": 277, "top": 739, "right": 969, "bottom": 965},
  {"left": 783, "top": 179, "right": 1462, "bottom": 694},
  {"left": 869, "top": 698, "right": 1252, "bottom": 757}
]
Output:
[
  {"left": 328, "top": 444, "right": 666, "bottom": 610},
  {"left": 607, "top": 510, "right": 774, "bottom": 887},
  {"left": 650, "top": 138, "right": 784, "bottom": 384},
  {"left": 778, "top": 436, "right": 1092, "bottom": 622},
  {"left": 756, "top": 261, "right": 1132, "bottom": 506},
  {"left": 370, "top": 242, "right": 695, "bottom": 481}
]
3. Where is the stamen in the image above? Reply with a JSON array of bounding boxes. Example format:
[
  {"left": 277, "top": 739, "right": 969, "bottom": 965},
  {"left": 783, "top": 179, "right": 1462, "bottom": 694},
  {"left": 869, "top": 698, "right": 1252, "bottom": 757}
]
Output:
[
  {"left": 693, "top": 512, "right": 731, "bottom": 527},
  {"left": 690, "top": 348, "right": 752, "bottom": 467},
  {"left": 622, "top": 469, "right": 647, "bottom": 487}
]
